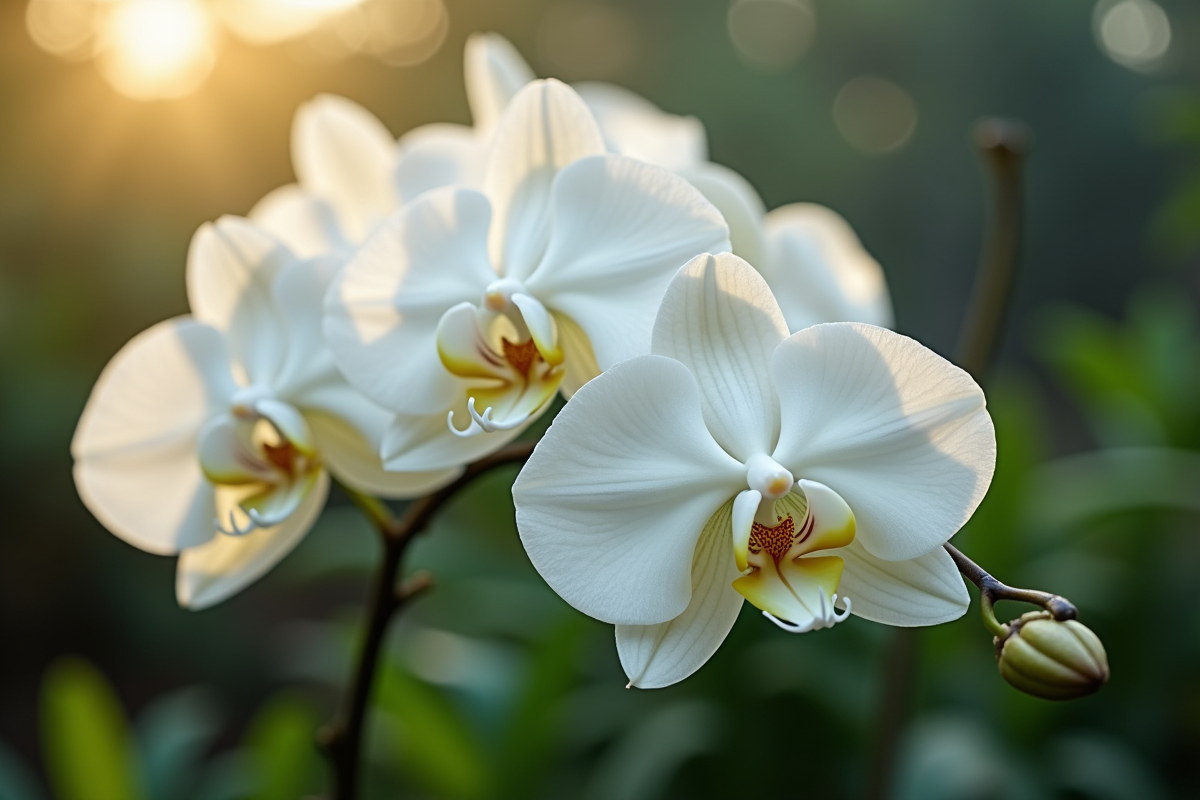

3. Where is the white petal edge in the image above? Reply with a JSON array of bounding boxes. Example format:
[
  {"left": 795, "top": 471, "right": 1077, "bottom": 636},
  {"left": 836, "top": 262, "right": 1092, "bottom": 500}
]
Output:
[
  {"left": 514, "top": 355, "right": 744, "bottom": 626},
  {"left": 574, "top": 81, "right": 708, "bottom": 171},
  {"left": 483, "top": 79, "right": 606, "bottom": 280},
  {"left": 292, "top": 94, "right": 398, "bottom": 243},
  {"left": 248, "top": 183, "right": 350, "bottom": 260},
  {"left": 464, "top": 32, "right": 535, "bottom": 137},
  {"left": 306, "top": 410, "right": 461, "bottom": 498},
  {"left": 380, "top": 404, "right": 530, "bottom": 473},
  {"left": 176, "top": 470, "right": 330, "bottom": 610},
  {"left": 324, "top": 187, "right": 497, "bottom": 414},
  {"left": 72, "top": 318, "right": 235, "bottom": 555},
  {"left": 764, "top": 203, "right": 894, "bottom": 332},
  {"left": 679, "top": 161, "right": 768, "bottom": 271},
  {"left": 394, "top": 123, "right": 488, "bottom": 204},
  {"left": 771, "top": 322, "right": 996, "bottom": 561},
  {"left": 651, "top": 252, "right": 788, "bottom": 462},
  {"left": 526, "top": 155, "right": 731, "bottom": 371},
  {"left": 186, "top": 216, "right": 296, "bottom": 387},
  {"left": 831, "top": 539, "right": 969, "bottom": 626},
  {"left": 618, "top": 498, "right": 744, "bottom": 689}
]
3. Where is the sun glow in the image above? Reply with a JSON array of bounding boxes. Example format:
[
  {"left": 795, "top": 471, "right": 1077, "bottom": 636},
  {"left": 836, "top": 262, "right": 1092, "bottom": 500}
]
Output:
[
  {"left": 95, "top": 0, "right": 218, "bottom": 100},
  {"left": 26, "top": 0, "right": 450, "bottom": 101}
]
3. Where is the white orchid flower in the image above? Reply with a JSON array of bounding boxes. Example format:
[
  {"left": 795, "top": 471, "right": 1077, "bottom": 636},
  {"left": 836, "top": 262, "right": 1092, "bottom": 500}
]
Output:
[
  {"left": 513, "top": 252, "right": 995, "bottom": 689},
  {"left": 324, "top": 78, "right": 730, "bottom": 473},
  {"left": 249, "top": 93, "right": 400, "bottom": 259},
  {"left": 685, "top": 164, "right": 894, "bottom": 332},
  {"left": 72, "top": 217, "right": 458, "bottom": 610},
  {"left": 452, "top": 32, "right": 894, "bottom": 334},
  {"left": 247, "top": 34, "right": 532, "bottom": 259}
]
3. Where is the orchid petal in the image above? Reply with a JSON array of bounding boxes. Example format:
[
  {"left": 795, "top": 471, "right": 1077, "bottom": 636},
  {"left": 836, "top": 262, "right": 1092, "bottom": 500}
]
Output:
[
  {"left": 187, "top": 216, "right": 296, "bottom": 386},
  {"left": 436, "top": 302, "right": 509, "bottom": 381},
  {"left": 679, "top": 161, "right": 768, "bottom": 270},
  {"left": 831, "top": 539, "right": 969, "bottom": 626},
  {"left": 394, "top": 123, "right": 488, "bottom": 203},
  {"left": 651, "top": 252, "right": 787, "bottom": 462},
  {"left": 551, "top": 311, "right": 600, "bottom": 399},
  {"left": 731, "top": 489, "right": 760, "bottom": 572},
  {"left": 381, "top": 406, "right": 527, "bottom": 473},
  {"left": 325, "top": 187, "right": 496, "bottom": 414},
  {"left": 787, "top": 480, "right": 856, "bottom": 558},
  {"left": 248, "top": 184, "right": 351, "bottom": 260},
  {"left": 270, "top": 256, "right": 340, "bottom": 397},
  {"left": 617, "top": 498, "right": 744, "bottom": 689},
  {"left": 195, "top": 413, "right": 267, "bottom": 484},
  {"left": 72, "top": 318, "right": 234, "bottom": 555},
  {"left": 764, "top": 203, "right": 894, "bottom": 331},
  {"left": 176, "top": 471, "right": 329, "bottom": 610},
  {"left": 464, "top": 32, "right": 535, "bottom": 136},
  {"left": 526, "top": 155, "right": 730, "bottom": 370},
  {"left": 771, "top": 323, "right": 995, "bottom": 561},
  {"left": 514, "top": 355, "right": 744, "bottom": 625},
  {"left": 293, "top": 94, "right": 397, "bottom": 243},
  {"left": 306, "top": 411, "right": 460, "bottom": 498},
  {"left": 484, "top": 79, "right": 606, "bottom": 279},
  {"left": 574, "top": 81, "right": 708, "bottom": 171}
]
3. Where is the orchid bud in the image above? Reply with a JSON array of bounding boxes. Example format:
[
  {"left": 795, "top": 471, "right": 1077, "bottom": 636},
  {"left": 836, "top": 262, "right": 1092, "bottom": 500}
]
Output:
[{"left": 995, "top": 611, "right": 1110, "bottom": 701}]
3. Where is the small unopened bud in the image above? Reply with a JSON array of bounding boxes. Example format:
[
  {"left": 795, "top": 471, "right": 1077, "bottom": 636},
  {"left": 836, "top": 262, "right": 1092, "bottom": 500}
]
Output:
[{"left": 995, "top": 611, "right": 1109, "bottom": 701}]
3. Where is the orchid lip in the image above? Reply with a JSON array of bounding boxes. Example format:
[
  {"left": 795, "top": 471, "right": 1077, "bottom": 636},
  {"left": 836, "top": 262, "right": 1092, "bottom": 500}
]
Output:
[
  {"left": 447, "top": 397, "right": 529, "bottom": 437},
  {"left": 763, "top": 592, "right": 852, "bottom": 633},
  {"left": 214, "top": 509, "right": 256, "bottom": 537}
]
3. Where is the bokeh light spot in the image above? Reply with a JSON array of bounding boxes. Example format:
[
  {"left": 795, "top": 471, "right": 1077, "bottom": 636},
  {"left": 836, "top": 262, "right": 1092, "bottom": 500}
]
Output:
[
  {"left": 727, "top": 0, "right": 816, "bottom": 72},
  {"left": 25, "top": 0, "right": 96, "bottom": 61},
  {"left": 833, "top": 76, "right": 919, "bottom": 156},
  {"left": 1093, "top": 0, "right": 1171, "bottom": 71},
  {"left": 538, "top": 1, "right": 638, "bottom": 81},
  {"left": 94, "top": 0, "right": 218, "bottom": 100}
]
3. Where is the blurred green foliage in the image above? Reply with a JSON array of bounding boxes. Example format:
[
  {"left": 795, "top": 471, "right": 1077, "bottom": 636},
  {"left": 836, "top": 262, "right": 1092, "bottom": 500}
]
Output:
[{"left": 40, "top": 658, "right": 147, "bottom": 800}]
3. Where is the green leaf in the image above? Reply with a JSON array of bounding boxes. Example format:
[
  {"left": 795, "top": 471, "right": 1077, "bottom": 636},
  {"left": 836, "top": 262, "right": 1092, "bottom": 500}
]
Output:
[
  {"left": 375, "top": 663, "right": 491, "bottom": 800},
  {"left": 40, "top": 657, "right": 147, "bottom": 800},
  {"left": 242, "top": 693, "right": 324, "bottom": 800}
]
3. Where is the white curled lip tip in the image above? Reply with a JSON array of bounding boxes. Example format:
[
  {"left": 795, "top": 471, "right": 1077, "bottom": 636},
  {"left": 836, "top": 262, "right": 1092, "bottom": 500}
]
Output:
[
  {"left": 763, "top": 593, "right": 852, "bottom": 634},
  {"left": 447, "top": 396, "right": 529, "bottom": 438},
  {"left": 215, "top": 509, "right": 256, "bottom": 537}
]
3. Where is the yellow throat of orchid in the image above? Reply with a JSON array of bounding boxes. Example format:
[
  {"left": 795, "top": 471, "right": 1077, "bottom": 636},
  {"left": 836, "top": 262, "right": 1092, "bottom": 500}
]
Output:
[
  {"left": 438, "top": 280, "right": 566, "bottom": 437},
  {"left": 729, "top": 457, "right": 857, "bottom": 633},
  {"left": 197, "top": 396, "right": 323, "bottom": 537}
]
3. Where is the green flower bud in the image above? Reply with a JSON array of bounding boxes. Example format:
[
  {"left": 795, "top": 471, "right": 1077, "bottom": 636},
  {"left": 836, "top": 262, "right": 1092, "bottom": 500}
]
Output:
[{"left": 995, "top": 611, "right": 1110, "bottom": 701}]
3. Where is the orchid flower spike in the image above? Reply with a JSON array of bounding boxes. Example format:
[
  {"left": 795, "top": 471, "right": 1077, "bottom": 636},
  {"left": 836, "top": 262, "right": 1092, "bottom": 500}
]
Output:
[
  {"left": 325, "top": 78, "right": 730, "bottom": 472},
  {"left": 513, "top": 253, "right": 996, "bottom": 689},
  {"left": 71, "top": 217, "right": 458, "bottom": 610}
]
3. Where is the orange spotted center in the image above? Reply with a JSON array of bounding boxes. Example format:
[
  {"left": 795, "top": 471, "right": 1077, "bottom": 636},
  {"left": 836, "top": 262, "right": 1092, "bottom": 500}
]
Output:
[
  {"left": 261, "top": 441, "right": 295, "bottom": 474},
  {"left": 502, "top": 338, "right": 541, "bottom": 377},
  {"left": 748, "top": 514, "right": 815, "bottom": 562}
]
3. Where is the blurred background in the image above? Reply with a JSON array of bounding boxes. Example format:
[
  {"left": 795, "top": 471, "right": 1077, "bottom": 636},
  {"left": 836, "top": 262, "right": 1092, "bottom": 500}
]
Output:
[{"left": 2, "top": 0, "right": 1200, "bottom": 797}]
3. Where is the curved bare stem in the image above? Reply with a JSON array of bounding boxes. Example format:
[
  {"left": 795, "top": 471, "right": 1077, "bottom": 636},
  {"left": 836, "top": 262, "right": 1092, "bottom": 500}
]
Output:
[
  {"left": 943, "top": 542, "right": 1078, "bottom": 638},
  {"left": 320, "top": 439, "right": 538, "bottom": 800},
  {"left": 865, "top": 118, "right": 1032, "bottom": 800}
]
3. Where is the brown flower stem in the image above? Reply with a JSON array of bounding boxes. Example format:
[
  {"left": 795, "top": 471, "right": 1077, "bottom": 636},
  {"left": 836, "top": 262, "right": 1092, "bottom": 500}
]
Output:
[
  {"left": 320, "top": 439, "right": 538, "bottom": 800},
  {"left": 943, "top": 543, "right": 1077, "bottom": 638},
  {"left": 865, "top": 118, "right": 1032, "bottom": 800}
]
